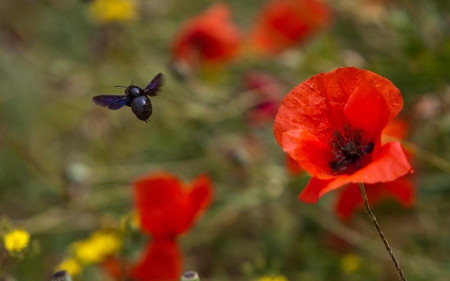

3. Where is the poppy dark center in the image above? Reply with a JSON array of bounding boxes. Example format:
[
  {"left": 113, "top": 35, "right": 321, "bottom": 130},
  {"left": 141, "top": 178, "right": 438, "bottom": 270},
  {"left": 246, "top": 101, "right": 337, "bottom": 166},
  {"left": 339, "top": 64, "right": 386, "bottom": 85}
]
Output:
[{"left": 329, "top": 124, "right": 374, "bottom": 174}]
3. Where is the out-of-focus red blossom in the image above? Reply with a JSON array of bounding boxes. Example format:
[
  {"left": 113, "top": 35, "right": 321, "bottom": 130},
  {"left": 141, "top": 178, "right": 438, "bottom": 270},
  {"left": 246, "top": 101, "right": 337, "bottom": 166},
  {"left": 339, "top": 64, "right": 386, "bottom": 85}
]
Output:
[
  {"left": 245, "top": 71, "right": 282, "bottom": 101},
  {"left": 381, "top": 119, "right": 407, "bottom": 142},
  {"left": 103, "top": 173, "right": 213, "bottom": 281},
  {"left": 286, "top": 154, "right": 304, "bottom": 176},
  {"left": 133, "top": 173, "right": 212, "bottom": 238},
  {"left": 171, "top": 3, "right": 241, "bottom": 69},
  {"left": 334, "top": 119, "right": 415, "bottom": 221},
  {"left": 334, "top": 177, "right": 415, "bottom": 221},
  {"left": 131, "top": 239, "right": 182, "bottom": 281},
  {"left": 247, "top": 0, "right": 331, "bottom": 55},
  {"left": 274, "top": 67, "right": 413, "bottom": 204},
  {"left": 131, "top": 173, "right": 213, "bottom": 281},
  {"left": 244, "top": 71, "right": 283, "bottom": 127},
  {"left": 102, "top": 257, "right": 122, "bottom": 280}
]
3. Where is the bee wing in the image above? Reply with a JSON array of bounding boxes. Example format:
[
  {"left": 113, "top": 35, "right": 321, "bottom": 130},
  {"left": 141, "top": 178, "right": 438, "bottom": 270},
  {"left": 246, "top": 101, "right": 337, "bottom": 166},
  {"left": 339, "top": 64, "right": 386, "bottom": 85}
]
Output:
[
  {"left": 92, "top": 95, "right": 128, "bottom": 110},
  {"left": 143, "top": 73, "right": 163, "bottom": 97}
]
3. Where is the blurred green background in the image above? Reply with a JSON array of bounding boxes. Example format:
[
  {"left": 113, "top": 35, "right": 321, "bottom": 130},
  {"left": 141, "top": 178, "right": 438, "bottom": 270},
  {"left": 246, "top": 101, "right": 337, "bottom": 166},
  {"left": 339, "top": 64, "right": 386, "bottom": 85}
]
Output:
[{"left": 1, "top": 0, "right": 450, "bottom": 280}]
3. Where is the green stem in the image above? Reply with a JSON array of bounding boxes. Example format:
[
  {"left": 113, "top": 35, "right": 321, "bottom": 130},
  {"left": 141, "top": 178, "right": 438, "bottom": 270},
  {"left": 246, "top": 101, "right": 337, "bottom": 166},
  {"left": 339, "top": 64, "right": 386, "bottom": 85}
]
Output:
[
  {"left": 358, "top": 182, "right": 408, "bottom": 281},
  {"left": 119, "top": 212, "right": 133, "bottom": 281}
]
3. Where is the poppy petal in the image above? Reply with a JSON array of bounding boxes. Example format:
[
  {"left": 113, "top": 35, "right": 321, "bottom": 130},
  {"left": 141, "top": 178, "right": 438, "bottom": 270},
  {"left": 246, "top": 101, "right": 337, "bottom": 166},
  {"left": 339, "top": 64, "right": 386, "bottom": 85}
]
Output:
[
  {"left": 130, "top": 239, "right": 182, "bottom": 281},
  {"left": 286, "top": 154, "right": 304, "bottom": 176},
  {"left": 134, "top": 173, "right": 213, "bottom": 238},
  {"left": 248, "top": 0, "right": 331, "bottom": 54},
  {"left": 334, "top": 183, "right": 363, "bottom": 221},
  {"left": 334, "top": 176, "right": 415, "bottom": 221},
  {"left": 384, "top": 176, "right": 415, "bottom": 207},
  {"left": 172, "top": 3, "right": 241, "bottom": 66},
  {"left": 274, "top": 72, "right": 343, "bottom": 145},
  {"left": 188, "top": 174, "right": 213, "bottom": 221},
  {"left": 101, "top": 257, "right": 123, "bottom": 280},
  {"left": 382, "top": 119, "right": 408, "bottom": 140},
  {"left": 282, "top": 129, "right": 334, "bottom": 179},
  {"left": 350, "top": 141, "right": 412, "bottom": 183},
  {"left": 344, "top": 84, "right": 390, "bottom": 143},
  {"left": 334, "top": 183, "right": 384, "bottom": 221},
  {"left": 274, "top": 67, "right": 403, "bottom": 146},
  {"left": 299, "top": 177, "right": 332, "bottom": 203},
  {"left": 299, "top": 142, "right": 412, "bottom": 203},
  {"left": 134, "top": 173, "right": 188, "bottom": 237},
  {"left": 300, "top": 175, "right": 352, "bottom": 203}
]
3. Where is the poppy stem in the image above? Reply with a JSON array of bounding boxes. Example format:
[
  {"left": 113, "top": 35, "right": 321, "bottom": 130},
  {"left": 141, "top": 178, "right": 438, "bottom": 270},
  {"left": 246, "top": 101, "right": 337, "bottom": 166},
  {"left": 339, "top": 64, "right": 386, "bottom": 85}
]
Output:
[{"left": 358, "top": 182, "right": 408, "bottom": 281}]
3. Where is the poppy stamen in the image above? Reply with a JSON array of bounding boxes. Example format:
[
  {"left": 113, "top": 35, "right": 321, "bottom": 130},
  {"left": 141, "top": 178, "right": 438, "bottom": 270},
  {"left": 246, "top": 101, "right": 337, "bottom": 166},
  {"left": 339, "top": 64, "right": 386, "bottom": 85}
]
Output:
[{"left": 329, "top": 124, "right": 374, "bottom": 174}]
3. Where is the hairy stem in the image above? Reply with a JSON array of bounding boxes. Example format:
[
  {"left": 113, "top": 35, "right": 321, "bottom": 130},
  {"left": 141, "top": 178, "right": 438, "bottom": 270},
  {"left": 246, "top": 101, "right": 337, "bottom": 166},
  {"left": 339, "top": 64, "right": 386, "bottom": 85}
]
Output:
[{"left": 358, "top": 182, "right": 408, "bottom": 281}]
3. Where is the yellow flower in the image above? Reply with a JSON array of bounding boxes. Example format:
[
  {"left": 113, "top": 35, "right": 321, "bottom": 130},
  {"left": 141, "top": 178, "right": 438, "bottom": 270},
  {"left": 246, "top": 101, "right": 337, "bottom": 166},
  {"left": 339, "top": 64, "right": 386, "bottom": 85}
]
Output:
[
  {"left": 341, "top": 253, "right": 362, "bottom": 274},
  {"left": 3, "top": 229, "right": 30, "bottom": 253},
  {"left": 73, "top": 230, "right": 122, "bottom": 264},
  {"left": 257, "top": 276, "right": 288, "bottom": 281},
  {"left": 72, "top": 240, "right": 101, "bottom": 264},
  {"left": 56, "top": 258, "right": 82, "bottom": 276},
  {"left": 90, "top": 230, "right": 122, "bottom": 254},
  {"left": 89, "top": 0, "right": 137, "bottom": 23}
]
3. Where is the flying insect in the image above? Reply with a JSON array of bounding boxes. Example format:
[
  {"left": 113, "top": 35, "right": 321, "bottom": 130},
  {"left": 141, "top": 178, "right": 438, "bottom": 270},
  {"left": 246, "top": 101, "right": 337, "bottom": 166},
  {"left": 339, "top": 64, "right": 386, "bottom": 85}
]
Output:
[{"left": 92, "top": 73, "right": 163, "bottom": 122}]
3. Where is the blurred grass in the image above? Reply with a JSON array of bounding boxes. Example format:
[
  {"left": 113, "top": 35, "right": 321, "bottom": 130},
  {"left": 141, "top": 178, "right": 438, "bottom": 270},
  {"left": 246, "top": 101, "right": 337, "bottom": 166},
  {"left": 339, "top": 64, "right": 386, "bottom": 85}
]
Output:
[{"left": 1, "top": 0, "right": 450, "bottom": 280}]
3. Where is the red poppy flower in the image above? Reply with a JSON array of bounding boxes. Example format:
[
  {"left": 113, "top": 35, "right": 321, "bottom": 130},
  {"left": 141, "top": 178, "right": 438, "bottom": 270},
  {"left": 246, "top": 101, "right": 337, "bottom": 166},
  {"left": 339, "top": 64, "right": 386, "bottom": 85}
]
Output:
[
  {"left": 274, "top": 67, "right": 412, "bottom": 203},
  {"left": 130, "top": 172, "right": 213, "bottom": 281},
  {"left": 247, "top": 0, "right": 331, "bottom": 55},
  {"left": 334, "top": 119, "right": 415, "bottom": 221},
  {"left": 171, "top": 3, "right": 241, "bottom": 69}
]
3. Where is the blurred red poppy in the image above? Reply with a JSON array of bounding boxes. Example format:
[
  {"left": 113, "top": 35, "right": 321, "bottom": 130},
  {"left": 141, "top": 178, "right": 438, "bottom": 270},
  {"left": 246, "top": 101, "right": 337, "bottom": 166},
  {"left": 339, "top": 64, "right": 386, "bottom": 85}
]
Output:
[
  {"left": 244, "top": 71, "right": 283, "bottom": 128},
  {"left": 129, "top": 172, "right": 213, "bottom": 281},
  {"left": 334, "top": 178, "right": 414, "bottom": 221},
  {"left": 248, "top": 0, "right": 331, "bottom": 55},
  {"left": 101, "top": 257, "right": 123, "bottom": 280},
  {"left": 171, "top": 3, "right": 241, "bottom": 69},
  {"left": 130, "top": 239, "right": 182, "bottom": 281},
  {"left": 274, "top": 67, "right": 412, "bottom": 203},
  {"left": 334, "top": 119, "right": 415, "bottom": 221}
]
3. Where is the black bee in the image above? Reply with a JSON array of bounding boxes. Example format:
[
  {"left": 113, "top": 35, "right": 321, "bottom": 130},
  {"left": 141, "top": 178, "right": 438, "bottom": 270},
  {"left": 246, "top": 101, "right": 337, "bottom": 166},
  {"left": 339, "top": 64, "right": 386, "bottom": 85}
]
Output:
[{"left": 92, "top": 73, "right": 163, "bottom": 122}]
